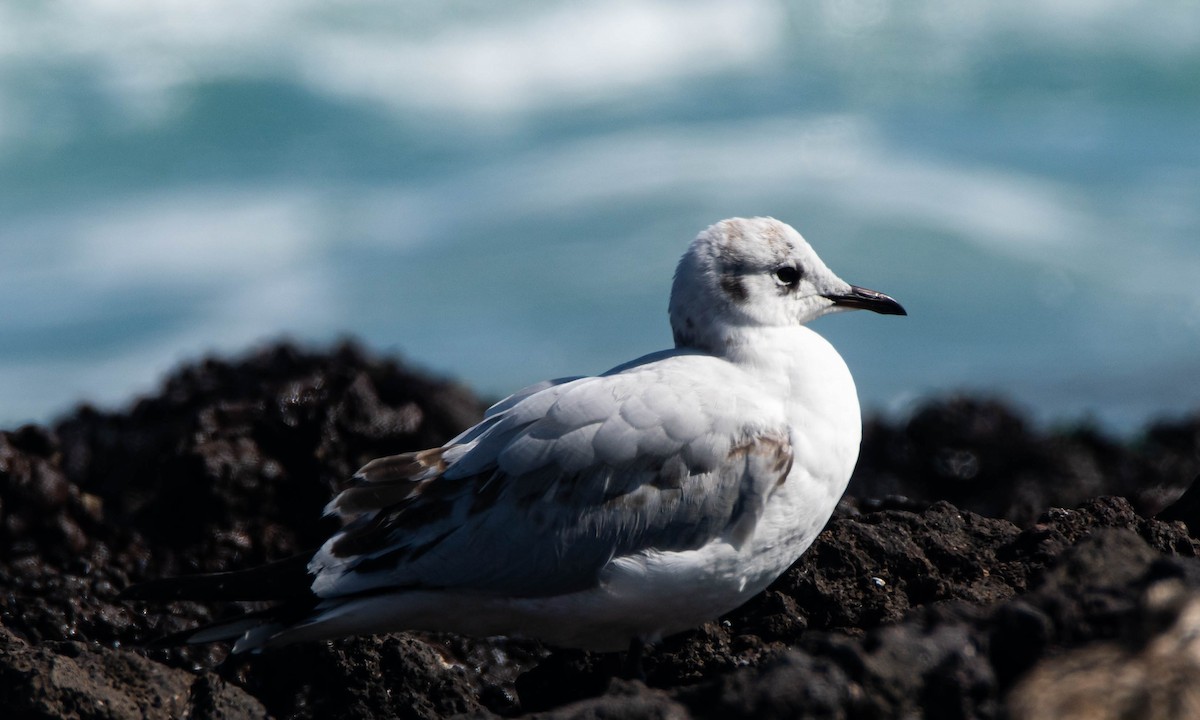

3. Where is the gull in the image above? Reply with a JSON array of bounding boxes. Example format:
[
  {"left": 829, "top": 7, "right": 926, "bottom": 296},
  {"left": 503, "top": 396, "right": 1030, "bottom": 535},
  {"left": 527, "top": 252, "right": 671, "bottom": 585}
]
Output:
[{"left": 124, "top": 217, "right": 905, "bottom": 659}]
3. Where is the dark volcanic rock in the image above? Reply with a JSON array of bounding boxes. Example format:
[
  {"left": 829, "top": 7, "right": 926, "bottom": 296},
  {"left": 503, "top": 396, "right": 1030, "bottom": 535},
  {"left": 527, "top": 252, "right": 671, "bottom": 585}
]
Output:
[
  {"left": 0, "top": 624, "right": 266, "bottom": 720},
  {"left": 851, "top": 396, "right": 1200, "bottom": 524},
  {"left": 0, "top": 342, "right": 520, "bottom": 719},
  {"left": 1007, "top": 577, "right": 1200, "bottom": 720},
  {"left": 3, "top": 341, "right": 1200, "bottom": 719}
]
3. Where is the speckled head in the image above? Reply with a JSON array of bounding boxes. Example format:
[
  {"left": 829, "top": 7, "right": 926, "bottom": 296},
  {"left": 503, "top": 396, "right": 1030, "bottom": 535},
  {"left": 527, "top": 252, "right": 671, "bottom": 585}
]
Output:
[{"left": 668, "top": 217, "right": 905, "bottom": 351}]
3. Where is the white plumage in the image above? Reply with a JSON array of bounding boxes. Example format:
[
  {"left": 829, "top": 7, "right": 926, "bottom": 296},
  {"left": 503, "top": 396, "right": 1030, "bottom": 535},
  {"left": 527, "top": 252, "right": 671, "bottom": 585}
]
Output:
[{"left": 132, "top": 217, "right": 906, "bottom": 654}]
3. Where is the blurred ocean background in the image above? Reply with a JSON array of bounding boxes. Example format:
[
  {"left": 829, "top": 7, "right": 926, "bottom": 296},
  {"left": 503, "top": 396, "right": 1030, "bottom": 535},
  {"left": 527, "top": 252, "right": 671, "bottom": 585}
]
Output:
[{"left": 2, "top": 0, "right": 1198, "bottom": 432}]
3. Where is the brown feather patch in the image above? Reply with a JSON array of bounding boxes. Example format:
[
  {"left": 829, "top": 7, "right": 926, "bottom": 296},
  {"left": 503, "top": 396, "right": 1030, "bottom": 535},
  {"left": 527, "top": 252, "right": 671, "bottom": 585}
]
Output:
[
  {"left": 354, "top": 447, "right": 447, "bottom": 484},
  {"left": 728, "top": 432, "right": 793, "bottom": 485},
  {"left": 332, "top": 447, "right": 450, "bottom": 516},
  {"left": 331, "top": 484, "right": 418, "bottom": 516}
]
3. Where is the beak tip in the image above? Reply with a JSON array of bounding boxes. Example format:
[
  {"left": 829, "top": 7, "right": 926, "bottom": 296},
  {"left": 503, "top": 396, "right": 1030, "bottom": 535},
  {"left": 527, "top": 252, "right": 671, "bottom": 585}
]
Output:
[{"left": 827, "top": 285, "right": 907, "bottom": 317}]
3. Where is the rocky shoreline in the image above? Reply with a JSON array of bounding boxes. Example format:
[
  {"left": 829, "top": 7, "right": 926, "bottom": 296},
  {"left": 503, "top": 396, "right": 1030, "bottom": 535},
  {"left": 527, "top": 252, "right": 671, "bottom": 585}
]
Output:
[{"left": 2, "top": 342, "right": 1198, "bottom": 719}]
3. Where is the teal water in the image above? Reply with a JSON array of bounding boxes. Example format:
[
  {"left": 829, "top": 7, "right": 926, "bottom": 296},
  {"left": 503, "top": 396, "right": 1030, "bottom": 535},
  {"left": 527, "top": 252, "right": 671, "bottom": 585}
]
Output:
[{"left": 2, "top": 1, "right": 1198, "bottom": 431}]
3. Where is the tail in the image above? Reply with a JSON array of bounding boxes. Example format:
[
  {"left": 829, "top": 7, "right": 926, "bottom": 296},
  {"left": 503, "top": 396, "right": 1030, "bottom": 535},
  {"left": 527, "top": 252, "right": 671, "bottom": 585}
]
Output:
[
  {"left": 122, "top": 554, "right": 322, "bottom": 653},
  {"left": 121, "top": 554, "right": 315, "bottom": 602}
]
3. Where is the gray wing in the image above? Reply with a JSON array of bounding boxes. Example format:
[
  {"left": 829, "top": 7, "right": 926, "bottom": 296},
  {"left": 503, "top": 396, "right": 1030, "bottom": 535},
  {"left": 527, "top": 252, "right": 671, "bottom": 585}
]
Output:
[{"left": 308, "top": 352, "right": 793, "bottom": 599}]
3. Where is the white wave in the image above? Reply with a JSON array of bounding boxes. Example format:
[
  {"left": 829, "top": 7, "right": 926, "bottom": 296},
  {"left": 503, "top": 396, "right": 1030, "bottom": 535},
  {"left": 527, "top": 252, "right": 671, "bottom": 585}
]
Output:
[
  {"left": 399, "top": 115, "right": 1085, "bottom": 251},
  {"left": 1, "top": 0, "right": 1196, "bottom": 138},
  {"left": 0, "top": 188, "right": 344, "bottom": 424},
  {"left": 0, "top": 0, "right": 784, "bottom": 130},
  {"left": 301, "top": 0, "right": 784, "bottom": 115},
  {"left": 62, "top": 190, "right": 323, "bottom": 285},
  {"left": 102, "top": 191, "right": 330, "bottom": 304},
  {"left": 0, "top": 188, "right": 335, "bottom": 322}
]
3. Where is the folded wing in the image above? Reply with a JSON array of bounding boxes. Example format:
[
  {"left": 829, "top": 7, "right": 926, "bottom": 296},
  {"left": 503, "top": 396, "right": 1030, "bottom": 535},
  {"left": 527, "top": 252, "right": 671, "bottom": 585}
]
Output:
[{"left": 310, "top": 352, "right": 794, "bottom": 599}]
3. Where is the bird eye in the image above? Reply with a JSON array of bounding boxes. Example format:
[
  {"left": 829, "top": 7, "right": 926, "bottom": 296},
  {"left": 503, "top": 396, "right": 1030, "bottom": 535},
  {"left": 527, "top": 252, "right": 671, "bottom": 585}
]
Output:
[{"left": 773, "top": 266, "right": 801, "bottom": 287}]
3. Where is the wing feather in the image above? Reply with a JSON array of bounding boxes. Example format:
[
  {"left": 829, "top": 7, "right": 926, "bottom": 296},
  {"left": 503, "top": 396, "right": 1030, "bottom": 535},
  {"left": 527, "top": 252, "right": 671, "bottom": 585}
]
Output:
[{"left": 309, "top": 352, "right": 794, "bottom": 599}]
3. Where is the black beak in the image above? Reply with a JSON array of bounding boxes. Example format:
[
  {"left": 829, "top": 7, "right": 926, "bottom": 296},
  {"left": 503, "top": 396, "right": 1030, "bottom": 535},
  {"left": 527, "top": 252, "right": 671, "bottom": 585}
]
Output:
[{"left": 824, "top": 285, "right": 907, "bottom": 316}]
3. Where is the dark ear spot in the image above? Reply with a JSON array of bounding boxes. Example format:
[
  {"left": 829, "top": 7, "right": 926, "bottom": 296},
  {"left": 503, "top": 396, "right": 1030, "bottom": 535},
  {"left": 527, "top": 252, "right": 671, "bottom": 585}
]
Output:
[
  {"left": 673, "top": 317, "right": 696, "bottom": 347},
  {"left": 720, "top": 275, "right": 749, "bottom": 303}
]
